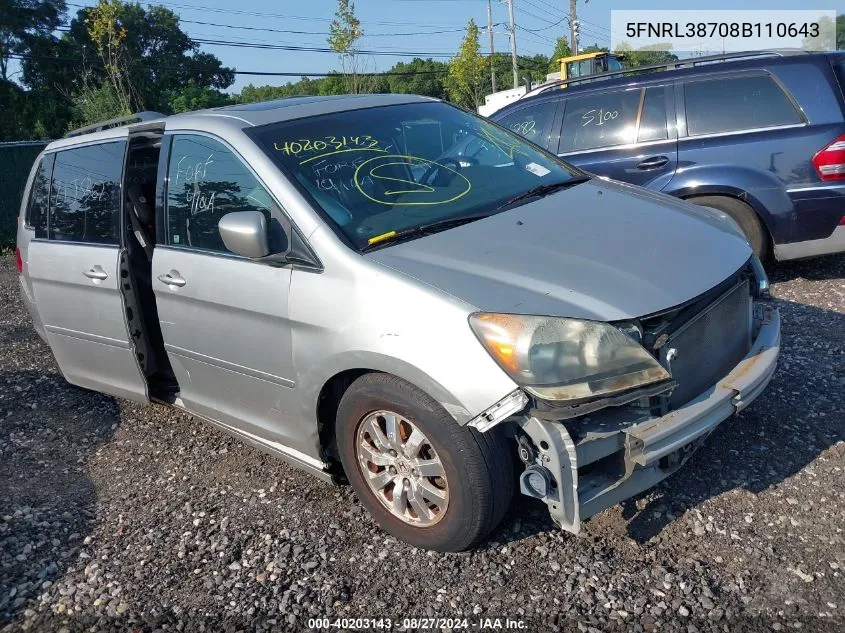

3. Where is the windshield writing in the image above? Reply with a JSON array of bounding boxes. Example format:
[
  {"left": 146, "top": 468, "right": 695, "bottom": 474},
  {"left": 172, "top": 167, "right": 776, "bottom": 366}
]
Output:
[{"left": 249, "top": 102, "right": 579, "bottom": 249}]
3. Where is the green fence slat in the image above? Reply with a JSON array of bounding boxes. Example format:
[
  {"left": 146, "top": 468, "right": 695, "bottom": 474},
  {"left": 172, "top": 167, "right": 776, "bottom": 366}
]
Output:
[{"left": 0, "top": 142, "right": 48, "bottom": 246}]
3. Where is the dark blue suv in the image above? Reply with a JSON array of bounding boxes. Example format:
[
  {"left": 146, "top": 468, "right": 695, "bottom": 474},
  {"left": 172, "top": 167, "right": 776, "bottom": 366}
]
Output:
[{"left": 491, "top": 50, "right": 845, "bottom": 261}]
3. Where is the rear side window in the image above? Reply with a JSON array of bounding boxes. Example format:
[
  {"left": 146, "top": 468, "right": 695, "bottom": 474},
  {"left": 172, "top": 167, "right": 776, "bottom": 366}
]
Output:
[
  {"left": 558, "top": 88, "right": 641, "bottom": 153},
  {"left": 166, "top": 134, "right": 275, "bottom": 253},
  {"left": 684, "top": 74, "right": 802, "bottom": 136},
  {"left": 25, "top": 154, "right": 54, "bottom": 239},
  {"left": 49, "top": 142, "right": 126, "bottom": 244},
  {"left": 496, "top": 101, "right": 557, "bottom": 146}
]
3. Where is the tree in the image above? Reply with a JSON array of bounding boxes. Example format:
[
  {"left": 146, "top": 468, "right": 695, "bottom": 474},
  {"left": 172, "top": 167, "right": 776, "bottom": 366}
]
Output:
[
  {"left": 327, "top": 0, "right": 369, "bottom": 94},
  {"left": 839, "top": 14, "right": 844, "bottom": 50},
  {"left": 168, "top": 82, "right": 231, "bottom": 113},
  {"left": 0, "top": 0, "right": 66, "bottom": 81},
  {"left": 548, "top": 36, "right": 572, "bottom": 74},
  {"left": 86, "top": 0, "right": 137, "bottom": 115},
  {"left": 801, "top": 15, "right": 840, "bottom": 51},
  {"left": 447, "top": 19, "right": 487, "bottom": 109},
  {"left": 24, "top": 1, "right": 234, "bottom": 119},
  {"left": 615, "top": 42, "right": 678, "bottom": 68},
  {"left": 580, "top": 44, "right": 609, "bottom": 54},
  {"left": 385, "top": 58, "right": 448, "bottom": 99}
]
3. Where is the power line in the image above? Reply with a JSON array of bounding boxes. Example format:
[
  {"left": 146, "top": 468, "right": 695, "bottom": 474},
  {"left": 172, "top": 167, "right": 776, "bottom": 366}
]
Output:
[
  {"left": 521, "top": 0, "right": 562, "bottom": 20},
  {"left": 180, "top": 20, "right": 467, "bottom": 38},
  {"left": 517, "top": 26, "right": 556, "bottom": 46},
  {"left": 189, "top": 37, "right": 458, "bottom": 57},
  {"left": 65, "top": 0, "right": 466, "bottom": 29},
  {"left": 7, "top": 53, "right": 452, "bottom": 76},
  {"left": 518, "top": 16, "right": 566, "bottom": 33}
]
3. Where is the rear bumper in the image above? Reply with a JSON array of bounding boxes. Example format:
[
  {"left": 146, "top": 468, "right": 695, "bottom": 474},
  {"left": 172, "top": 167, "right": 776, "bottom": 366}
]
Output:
[
  {"left": 18, "top": 275, "right": 46, "bottom": 342},
  {"left": 517, "top": 303, "right": 780, "bottom": 533}
]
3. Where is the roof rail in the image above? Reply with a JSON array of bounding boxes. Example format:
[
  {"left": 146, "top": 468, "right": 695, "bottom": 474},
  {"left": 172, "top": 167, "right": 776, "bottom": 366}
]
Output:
[
  {"left": 523, "top": 49, "right": 809, "bottom": 99},
  {"left": 64, "top": 111, "right": 166, "bottom": 138}
]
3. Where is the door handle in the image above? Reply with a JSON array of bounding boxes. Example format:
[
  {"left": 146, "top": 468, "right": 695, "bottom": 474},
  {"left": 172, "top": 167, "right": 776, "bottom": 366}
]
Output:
[
  {"left": 157, "top": 271, "right": 187, "bottom": 288},
  {"left": 636, "top": 155, "right": 669, "bottom": 170},
  {"left": 83, "top": 266, "right": 108, "bottom": 281}
]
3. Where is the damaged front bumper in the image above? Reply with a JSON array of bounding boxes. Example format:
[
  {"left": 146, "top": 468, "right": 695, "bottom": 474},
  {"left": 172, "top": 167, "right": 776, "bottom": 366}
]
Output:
[{"left": 515, "top": 303, "right": 780, "bottom": 534}]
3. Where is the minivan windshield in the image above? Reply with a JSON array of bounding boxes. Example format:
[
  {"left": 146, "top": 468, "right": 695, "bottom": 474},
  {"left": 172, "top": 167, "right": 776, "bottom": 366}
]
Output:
[{"left": 249, "top": 101, "right": 583, "bottom": 250}]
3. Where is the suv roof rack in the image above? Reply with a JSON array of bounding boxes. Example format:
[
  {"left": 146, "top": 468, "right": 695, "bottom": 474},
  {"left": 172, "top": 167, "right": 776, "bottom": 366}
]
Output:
[
  {"left": 524, "top": 49, "right": 810, "bottom": 99},
  {"left": 64, "top": 111, "right": 165, "bottom": 138}
]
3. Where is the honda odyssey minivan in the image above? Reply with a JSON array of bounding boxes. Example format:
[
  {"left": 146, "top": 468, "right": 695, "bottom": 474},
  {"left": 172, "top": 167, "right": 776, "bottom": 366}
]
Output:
[{"left": 16, "top": 95, "right": 780, "bottom": 551}]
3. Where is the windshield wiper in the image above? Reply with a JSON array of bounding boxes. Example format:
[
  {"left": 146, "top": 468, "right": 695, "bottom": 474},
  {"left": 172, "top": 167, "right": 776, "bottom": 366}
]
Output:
[
  {"left": 361, "top": 213, "right": 492, "bottom": 252},
  {"left": 493, "top": 176, "right": 590, "bottom": 211}
]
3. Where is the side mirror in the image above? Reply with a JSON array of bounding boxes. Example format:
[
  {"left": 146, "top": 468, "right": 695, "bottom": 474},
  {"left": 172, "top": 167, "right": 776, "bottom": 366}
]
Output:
[{"left": 218, "top": 211, "right": 270, "bottom": 259}]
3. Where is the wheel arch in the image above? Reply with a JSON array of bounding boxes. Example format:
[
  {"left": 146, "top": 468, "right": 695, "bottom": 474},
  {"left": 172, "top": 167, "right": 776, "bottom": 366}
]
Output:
[
  {"left": 681, "top": 191, "right": 775, "bottom": 258},
  {"left": 664, "top": 163, "right": 794, "bottom": 244},
  {"left": 312, "top": 355, "right": 477, "bottom": 471}
]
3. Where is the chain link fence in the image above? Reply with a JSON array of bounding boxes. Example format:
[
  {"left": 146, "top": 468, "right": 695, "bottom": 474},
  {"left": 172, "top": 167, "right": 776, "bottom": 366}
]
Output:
[{"left": 0, "top": 142, "right": 48, "bottom": 246}]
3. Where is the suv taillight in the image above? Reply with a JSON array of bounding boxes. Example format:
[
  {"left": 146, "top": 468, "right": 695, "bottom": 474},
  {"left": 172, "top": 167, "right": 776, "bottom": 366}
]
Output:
[
  {"left": 813, "top": 134, "right": 845, "bottom": 181},
  {"left": 14, "top": 247, "right": 23, "bottom": 273}
]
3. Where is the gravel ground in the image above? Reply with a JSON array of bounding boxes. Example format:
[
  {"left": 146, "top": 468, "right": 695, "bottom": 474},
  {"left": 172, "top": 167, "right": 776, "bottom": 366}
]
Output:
[{"left": 1, "top": 251, "right": 843, "bottom": 633}]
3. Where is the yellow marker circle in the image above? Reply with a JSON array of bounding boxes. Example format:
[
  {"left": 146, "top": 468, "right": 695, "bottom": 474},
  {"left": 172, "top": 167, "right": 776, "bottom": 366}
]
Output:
[{"left": 353, "top": 154, "right": 472, "bottom": 206}]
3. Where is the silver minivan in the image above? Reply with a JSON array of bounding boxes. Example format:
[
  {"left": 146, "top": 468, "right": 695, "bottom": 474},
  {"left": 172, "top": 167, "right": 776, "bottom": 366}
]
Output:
[{"left": 16, "top": 95, "right": 780, "bottom": 552}]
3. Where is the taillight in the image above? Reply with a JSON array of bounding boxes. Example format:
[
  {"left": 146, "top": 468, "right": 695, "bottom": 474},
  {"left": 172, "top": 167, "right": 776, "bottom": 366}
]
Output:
[
  {"left": 812, "top": 134, "right": 845, "bottom": 181},
  {"left": 14, "top": 247, "right": 23, "bottom": 273}
]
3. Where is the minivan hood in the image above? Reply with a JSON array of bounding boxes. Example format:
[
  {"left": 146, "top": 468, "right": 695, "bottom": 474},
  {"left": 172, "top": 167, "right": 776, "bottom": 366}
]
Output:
[{"left": 367, "top": 179, "right": 752, "bottom": 321}]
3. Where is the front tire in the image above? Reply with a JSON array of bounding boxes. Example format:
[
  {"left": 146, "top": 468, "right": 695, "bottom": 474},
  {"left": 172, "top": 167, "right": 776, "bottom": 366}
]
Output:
[{"left": 336, "top": 373, "right": 513, "bottom": 552}]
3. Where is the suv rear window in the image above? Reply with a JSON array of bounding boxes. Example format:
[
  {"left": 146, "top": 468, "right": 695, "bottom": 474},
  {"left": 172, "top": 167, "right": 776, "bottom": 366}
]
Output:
[
  {"left": 684, "top": 74, "right": 802, "bottom": 136},
  {"left": 496, "top": 101, "right": 556, "bottom": 146},
  {"left": 25, "top": 154, "right": 54, "bottom": 239},
  {"left": 49, "top": 141, "right": 125, "bottom": 244}
]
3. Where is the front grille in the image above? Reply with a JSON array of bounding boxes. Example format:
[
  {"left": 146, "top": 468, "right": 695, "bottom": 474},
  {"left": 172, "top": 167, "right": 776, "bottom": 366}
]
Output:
[{"left": 660, "top": 280, "right": 752, "bottom": 408}]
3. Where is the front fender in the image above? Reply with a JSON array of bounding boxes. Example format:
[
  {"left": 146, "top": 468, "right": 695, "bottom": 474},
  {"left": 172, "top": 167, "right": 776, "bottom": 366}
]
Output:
[
  {"left": 303, "top": 351, "right": 487, "bottom": 426},
  {"left": 663, "top": 164, "right": 794, "bottom": 243}
]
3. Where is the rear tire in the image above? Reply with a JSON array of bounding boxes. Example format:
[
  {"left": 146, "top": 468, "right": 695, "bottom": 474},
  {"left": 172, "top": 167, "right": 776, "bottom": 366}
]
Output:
[
  {"left": 688, "top": 195, "right": 769, "bottom": 261},
  {"left": 336, "top": 373, "right": 514, "bottom": 552}
]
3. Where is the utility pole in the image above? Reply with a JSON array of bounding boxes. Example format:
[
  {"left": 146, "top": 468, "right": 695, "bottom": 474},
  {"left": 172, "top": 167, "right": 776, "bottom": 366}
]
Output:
[
  {"left": 569, "top": 0, "right": 578, "bottom": 54},
  {"left": 487, "top": 0, "right": 496, "bottom": 92},
  {"left": 506, "top": 0, "right": 518, "bottom": 88}
]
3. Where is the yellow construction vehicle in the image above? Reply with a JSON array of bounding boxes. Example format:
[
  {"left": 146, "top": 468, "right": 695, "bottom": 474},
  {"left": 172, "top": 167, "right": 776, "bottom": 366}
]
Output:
[{"left": 559, "top": 51, "right": 624, "bottom": 84}]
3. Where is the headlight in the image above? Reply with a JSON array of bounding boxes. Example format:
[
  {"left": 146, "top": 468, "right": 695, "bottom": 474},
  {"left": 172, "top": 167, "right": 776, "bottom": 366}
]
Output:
[{"left": 469, "top": 313, "right": 670, "bottom": 403}]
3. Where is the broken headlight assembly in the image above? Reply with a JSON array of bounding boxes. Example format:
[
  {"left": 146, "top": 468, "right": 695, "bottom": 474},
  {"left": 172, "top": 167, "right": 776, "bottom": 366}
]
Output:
[{"left": 469, "top": 313, "right": 670, "bottom": 403}]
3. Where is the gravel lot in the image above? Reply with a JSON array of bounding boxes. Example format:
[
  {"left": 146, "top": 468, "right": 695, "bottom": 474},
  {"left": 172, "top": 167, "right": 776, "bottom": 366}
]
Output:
[{"left": 1, "top": 251, "right": 843, "bottom": 632}]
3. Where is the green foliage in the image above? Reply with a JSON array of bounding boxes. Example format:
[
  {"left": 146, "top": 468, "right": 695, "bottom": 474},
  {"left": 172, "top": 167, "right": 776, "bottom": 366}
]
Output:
[
  {"left": 484, "top": 52, "right": 547, "bottom": 94},
  {"left": 327, "top": 0, "right": 362, "bottom": 55},
  {"left": 86, "top": 0, "right": 136, "bottom": 113},
  {"left": 71, "top": 81, "right": 127, "bottom": 126},
  {"left": 168, "top": 82, "right": 231, "bottom": 113},
  {"left": 0, "top": 0, "right": 66, "bottom": 81},
  {"left": 385, "top": 58, "right": 448, "bottom": 99},
  {"left": 615, "top": 42, "right": 678, "bottom": 68},
  {"left": 548, "top": 36, "right": 572, "bottom": 73},
  {"left": 328, "top": 0, "right": 371, "bottom": 94},
  {"left": 0, "top": 80, "right": 28, "bottom": 139},
  {"left": 22, "top": 1, "right": 234, "bottom": 117},
  {"left": 580, "top": 44, "right": 609, "bottom": 55},
  {"left": 802, "top": 15, "right": 841, "bottom": 51},
  {"left": 447, "top": 18, "right": 487, "bottom": 109}
]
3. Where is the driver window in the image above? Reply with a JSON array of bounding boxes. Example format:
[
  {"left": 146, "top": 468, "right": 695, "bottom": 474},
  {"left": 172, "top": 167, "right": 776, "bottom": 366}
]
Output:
[{"left": 166, "top": 134, "right": 275, "bottom": 253}]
